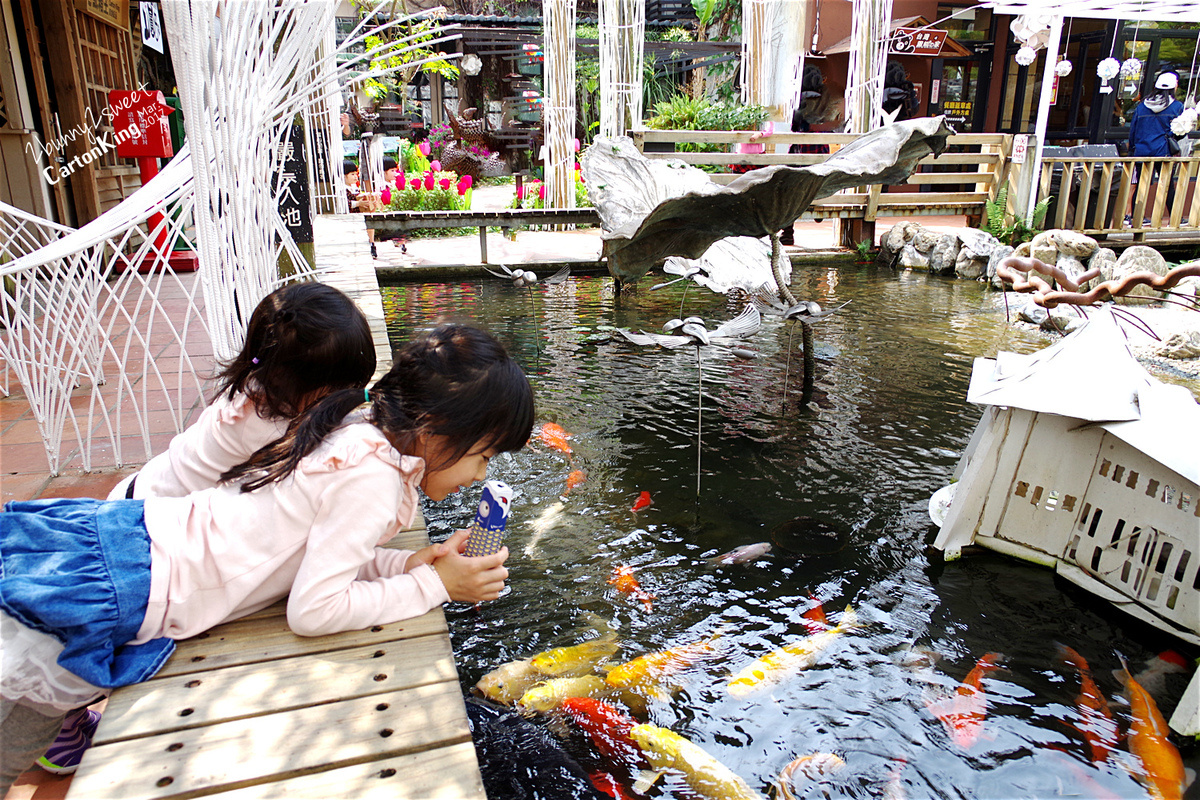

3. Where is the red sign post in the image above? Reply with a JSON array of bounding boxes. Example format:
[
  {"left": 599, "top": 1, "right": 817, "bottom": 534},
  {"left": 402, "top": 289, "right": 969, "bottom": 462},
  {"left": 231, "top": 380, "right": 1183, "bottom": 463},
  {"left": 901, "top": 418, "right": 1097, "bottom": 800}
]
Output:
[{"left": 107, "top": 90, "right": 193, "bottom": 270}]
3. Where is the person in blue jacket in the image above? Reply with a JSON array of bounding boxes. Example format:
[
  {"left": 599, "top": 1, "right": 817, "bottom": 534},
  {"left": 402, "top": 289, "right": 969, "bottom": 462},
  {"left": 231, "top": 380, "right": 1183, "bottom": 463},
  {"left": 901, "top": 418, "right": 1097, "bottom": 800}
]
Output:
[{"left": 1128, "top": 71, "right": 1184, "bottom": 221}]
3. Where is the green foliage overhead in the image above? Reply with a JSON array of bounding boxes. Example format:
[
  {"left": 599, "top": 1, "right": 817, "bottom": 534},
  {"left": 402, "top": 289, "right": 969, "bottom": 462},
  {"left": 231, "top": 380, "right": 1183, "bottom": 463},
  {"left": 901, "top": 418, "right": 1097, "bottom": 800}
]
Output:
[{"left": 360, "top": 19, "right": 459, "bottom": 107}]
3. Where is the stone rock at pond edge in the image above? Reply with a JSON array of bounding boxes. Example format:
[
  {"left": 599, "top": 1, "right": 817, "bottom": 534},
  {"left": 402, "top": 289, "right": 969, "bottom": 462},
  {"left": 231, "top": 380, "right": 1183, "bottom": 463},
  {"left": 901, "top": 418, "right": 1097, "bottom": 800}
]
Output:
[
  {"left": 1043, "top": 306, "right": 1086, "bottom": 333},
  {"left": 988, "top": 245, "right": 1016, "bottom": 289},
  {"left": 883, "top": 221, "right": 921, "bottom": 255},
  {"left": 1158, "top": 330, "right": 1200, "bottom": 359},
  {"left": 913, "top": 228, "right": 942, "bottom": 253},
  {"left": 898, "top": 243, "right": 929, "bottom": 269},
  {"left": 1113, "top": 245, "right": 1170, "bottom": 302},
  {"left": 928, "top": 234, "right": 960, "bottom": 275},
  {"left": 955, "top": 246, "right": 987, "bottom": 280},
  {"left": 1046, "top": 230, "right": 1099, "bottom": 259},
  {"left": 1029, "top": 232, "right": 1059, "bottom": 266},
  {"left": 1018, "top": 303, "right": 1049, "bottom": 325},
  {"left": 1056, "top": 253, "right": 1087, "bottom": 284},
  {"left": 1087, "top": 247, "right": 1118, "bottom": 287}
]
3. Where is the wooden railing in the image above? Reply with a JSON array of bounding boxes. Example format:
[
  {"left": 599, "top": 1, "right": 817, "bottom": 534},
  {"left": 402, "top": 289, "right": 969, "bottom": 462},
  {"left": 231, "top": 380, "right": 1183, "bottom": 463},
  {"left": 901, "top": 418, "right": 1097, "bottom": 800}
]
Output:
[{"left": 1037, "top": 155, "right": 1200, "bottom": 238}]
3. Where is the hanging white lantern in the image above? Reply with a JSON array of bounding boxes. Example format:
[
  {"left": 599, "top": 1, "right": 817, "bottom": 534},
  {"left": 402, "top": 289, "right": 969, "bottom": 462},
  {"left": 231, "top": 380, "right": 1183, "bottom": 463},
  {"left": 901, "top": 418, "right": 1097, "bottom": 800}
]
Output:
[
  {"left": 1055, "top": 58, "right": 1073, "bottom": 77},
  {"left": 1120, "top": 57, "right": 1142, "bottom": 79},
  {"left": 1097, "top": 57, "right": 1120, "bottom": 81},
  {"left": 1016, "top": 46, "right": 1037, "bottom": 66}
]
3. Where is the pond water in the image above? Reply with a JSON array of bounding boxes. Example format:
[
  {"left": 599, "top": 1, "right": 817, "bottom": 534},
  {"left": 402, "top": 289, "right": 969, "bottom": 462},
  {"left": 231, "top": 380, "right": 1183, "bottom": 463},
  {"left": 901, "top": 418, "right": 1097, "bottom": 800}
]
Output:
[{"left": 381, "top": 267, "right": 1198, "bottom": 800}]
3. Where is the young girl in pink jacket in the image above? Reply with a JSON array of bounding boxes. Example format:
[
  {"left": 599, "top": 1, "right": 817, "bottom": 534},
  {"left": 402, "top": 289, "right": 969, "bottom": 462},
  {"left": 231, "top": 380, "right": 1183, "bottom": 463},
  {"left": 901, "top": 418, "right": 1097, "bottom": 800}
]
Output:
[
  {"left": 26, "top": 282, "right": 377, "bottom": 776},
  {"left": 109, "top": 281, "right": 376, "bottom": 502},
  {"left": 0, "top": 324, "right": 533, "bottom": 792}
]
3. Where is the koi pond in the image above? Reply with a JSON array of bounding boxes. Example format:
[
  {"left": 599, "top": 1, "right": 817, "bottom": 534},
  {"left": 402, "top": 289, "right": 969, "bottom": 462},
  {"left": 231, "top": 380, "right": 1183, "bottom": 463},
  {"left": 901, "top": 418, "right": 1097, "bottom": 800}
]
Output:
[{"left": 381, "top": 267, "right": 1198, "bottom": 800}]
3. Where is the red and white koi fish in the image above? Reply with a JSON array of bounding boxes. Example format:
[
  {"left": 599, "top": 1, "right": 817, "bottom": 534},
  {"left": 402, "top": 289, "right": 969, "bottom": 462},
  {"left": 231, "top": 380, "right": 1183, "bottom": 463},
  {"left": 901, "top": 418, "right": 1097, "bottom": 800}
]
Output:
[
  {"left": 925, "top": 652, "right": 1003, "bottom": 750},
  {"left": 631, "top": 491, "right": 652, "bottom": 512}
]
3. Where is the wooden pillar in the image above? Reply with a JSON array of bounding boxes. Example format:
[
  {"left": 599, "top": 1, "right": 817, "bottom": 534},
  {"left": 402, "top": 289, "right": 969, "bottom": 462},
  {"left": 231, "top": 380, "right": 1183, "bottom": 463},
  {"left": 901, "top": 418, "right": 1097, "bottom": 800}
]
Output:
[{"left": 37, "top": 0, "right": 101, "bottom": 223}]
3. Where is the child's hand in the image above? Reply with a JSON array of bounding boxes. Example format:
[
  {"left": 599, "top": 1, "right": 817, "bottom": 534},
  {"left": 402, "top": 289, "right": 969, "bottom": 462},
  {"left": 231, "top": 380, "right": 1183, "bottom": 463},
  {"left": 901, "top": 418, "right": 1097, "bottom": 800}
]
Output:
[
  {"left": 431, "top": 531, "right": 510, "bottom": 603},
  {"left": 405, "top": 541, "right": 453, "bottom": 572}
]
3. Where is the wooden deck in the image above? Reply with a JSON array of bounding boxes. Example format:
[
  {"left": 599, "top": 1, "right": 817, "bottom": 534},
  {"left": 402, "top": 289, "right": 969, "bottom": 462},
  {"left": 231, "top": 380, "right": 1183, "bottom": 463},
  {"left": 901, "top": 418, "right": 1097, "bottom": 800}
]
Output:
[
  {"left": 64, "top": 216, "right": 486, "bottom": 800},
  {"left": 66, "top": 521, "right": 486, "bottom": 800}
]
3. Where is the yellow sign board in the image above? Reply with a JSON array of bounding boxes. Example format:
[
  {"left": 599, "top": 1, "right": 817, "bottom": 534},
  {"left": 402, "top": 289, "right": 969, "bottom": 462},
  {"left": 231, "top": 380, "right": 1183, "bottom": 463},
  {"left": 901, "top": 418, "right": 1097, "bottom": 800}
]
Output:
[{"left": 75, "top": 0, "right": 130, "bottom": 29}]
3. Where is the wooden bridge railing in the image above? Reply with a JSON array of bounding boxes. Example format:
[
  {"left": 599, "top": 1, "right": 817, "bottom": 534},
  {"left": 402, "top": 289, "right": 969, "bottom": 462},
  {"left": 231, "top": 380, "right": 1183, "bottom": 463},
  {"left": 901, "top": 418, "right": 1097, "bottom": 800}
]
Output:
[{"left": 1036, "top": 155, "right": 1200, "bottom": 239}]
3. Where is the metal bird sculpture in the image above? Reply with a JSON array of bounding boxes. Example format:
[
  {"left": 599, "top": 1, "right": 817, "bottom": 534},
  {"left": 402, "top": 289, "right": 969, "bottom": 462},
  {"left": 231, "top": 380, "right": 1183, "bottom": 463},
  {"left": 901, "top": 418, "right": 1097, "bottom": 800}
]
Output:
[
  {"left": 484, "top": 264, "right": 571, "bottom": 352},
  {"left": 616, "top": 305, "right": 761, "bottom": 493},
  {"left": 650, "top": 263, "right": 703, "bottom": 318},
  {"left": 753, "top": 285, "right": 849, "bottom": 408}
]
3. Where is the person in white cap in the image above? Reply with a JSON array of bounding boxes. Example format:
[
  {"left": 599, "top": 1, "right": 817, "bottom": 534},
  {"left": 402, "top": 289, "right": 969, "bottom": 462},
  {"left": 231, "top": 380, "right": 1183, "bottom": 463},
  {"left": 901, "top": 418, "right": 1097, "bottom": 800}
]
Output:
[{"left": 1127, "top": 71, "right": 1184, "bottom": 222}]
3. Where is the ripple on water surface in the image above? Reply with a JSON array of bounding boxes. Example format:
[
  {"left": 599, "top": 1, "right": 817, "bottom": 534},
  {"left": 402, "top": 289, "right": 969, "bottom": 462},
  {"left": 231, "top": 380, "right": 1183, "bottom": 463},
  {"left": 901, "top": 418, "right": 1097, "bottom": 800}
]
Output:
[{"left": 381, "top": 268, "right": 1198, "bottom": 799}]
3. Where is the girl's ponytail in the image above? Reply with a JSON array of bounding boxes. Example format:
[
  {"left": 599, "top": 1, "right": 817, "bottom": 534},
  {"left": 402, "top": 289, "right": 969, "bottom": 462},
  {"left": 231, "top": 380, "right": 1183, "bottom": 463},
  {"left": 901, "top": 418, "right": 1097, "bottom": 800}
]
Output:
[{"left": 220, "top": 387, "right": 370, "bottom": 492}]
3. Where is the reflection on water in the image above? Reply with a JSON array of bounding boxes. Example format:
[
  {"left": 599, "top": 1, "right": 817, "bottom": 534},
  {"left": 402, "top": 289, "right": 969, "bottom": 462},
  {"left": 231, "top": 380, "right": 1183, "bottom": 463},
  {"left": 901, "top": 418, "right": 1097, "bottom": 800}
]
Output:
[{"left": 381, "top": 268, "right": 1197, "bottom": 799}]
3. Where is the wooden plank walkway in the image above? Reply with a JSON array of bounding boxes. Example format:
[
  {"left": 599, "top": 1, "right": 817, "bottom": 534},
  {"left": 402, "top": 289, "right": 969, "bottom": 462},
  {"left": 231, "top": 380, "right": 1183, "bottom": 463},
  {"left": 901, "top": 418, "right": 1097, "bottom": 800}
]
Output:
[{"left": 64, "top": 215, "right": 487, "bottom": 800}]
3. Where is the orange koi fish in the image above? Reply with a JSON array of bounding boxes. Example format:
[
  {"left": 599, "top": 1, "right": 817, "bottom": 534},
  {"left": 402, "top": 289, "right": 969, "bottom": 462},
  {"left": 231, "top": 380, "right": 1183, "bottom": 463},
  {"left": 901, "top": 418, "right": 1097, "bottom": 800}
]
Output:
[
  {"left": 631, "top": 491, "right": 652, "bottom": 512},
  {"left": 801, "top": 596, "right": 829, "bottom": 634},
  {"left": 1057, "top": 644, "right": 1119, "bottom": 764},
  {"left": 540, "top": 422, "right": 573, "bottom": 455},
  {"left": 561, "top": 697, "right": 645, "bottom": 773},
  {"left": 925, "top": 652, "right": 1003, "bottom": 750},
  {"left": 608, "top": 565, "right": 654, "bottom": 611},
  {"left": 604, "top": 633, "right": 724, "bottom": 692},
  {"left": 1117, "top": 657, "right": 1187, "bottom": 800},
  {"left": 563, "top": 469, "right": 587, "bottom": 495}
]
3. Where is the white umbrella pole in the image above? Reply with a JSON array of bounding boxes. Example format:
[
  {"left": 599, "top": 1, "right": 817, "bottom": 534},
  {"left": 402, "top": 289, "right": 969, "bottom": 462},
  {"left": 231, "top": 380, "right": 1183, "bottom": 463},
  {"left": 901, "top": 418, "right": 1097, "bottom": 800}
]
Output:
[{"left": 1026, "top": 15, "right": 1064, "bottom": 225}]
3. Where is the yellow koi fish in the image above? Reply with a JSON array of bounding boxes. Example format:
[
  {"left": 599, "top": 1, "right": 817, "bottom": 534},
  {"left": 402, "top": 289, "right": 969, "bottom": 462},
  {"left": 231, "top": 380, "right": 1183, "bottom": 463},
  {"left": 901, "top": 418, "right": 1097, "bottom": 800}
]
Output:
[
  {"left": 530, "top": 632, "right": 620, "bottom": 677},
  {"left": 474, "top": 657, "right": 544, "bottom": 705},
  {"left": 630, "top": 723, "right": 763, "bottom": 800},
  {"left": 605, "top": 633, "right": 724, "bottom": 692},
  {"left": 517, "top": 675, "right": 609, "bottom": 713},
  {"left": 727, "top": 606, "right": 860, "bottom": 697}
]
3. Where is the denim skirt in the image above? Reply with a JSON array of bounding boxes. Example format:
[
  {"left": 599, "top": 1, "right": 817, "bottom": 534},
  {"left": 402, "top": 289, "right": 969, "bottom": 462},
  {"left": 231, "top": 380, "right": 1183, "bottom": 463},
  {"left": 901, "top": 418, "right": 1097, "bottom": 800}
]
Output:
[{"left": 0, "top": 498, "right": 174, "bottom": 689}]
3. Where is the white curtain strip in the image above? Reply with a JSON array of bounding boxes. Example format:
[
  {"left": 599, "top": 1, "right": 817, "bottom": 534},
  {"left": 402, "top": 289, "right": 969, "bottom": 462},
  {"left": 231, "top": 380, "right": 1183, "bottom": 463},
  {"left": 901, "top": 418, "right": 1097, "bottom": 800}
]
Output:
[
  {"left": 843, "top": 0, "right": 894, "bottom": 133},
  {"left": 599, "top": 0, "right": 645, "bottom": 137},
  {"left": 741, "top": 0, "right": 808, "bottom": 118},
  {"left": 543, "top": 0, "right": 579, "bottom": 207}
]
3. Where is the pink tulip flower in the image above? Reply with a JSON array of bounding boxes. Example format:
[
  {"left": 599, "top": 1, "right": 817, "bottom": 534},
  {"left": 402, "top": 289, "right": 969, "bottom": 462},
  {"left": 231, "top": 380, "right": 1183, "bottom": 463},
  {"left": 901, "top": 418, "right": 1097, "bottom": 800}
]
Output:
[
  {"left": 537, "top": 183, "right": 546, "bottom": 200},
  {"left": 431, "top": 160, "right": 441, "bottom": 172},
  {"left": 439, "top": 178, "right": 451, "bottom": 190},
  {"left": 418, "top": 141, "right": 431, "bottom": 156},
  {"left": 424, "top": 173, "right": 435, "bottom": 191},
  {"left": 459, "top": 174, "right": 473, "bottom": 190},
  {"left": 410, "top": 178, "right": 421, "bottom": 190},
  {"left": 516, "top": 183, "right": 524, "bottom": 200},
  {"left": 381, "top": 187, "right": 391, "bottom": 205}
]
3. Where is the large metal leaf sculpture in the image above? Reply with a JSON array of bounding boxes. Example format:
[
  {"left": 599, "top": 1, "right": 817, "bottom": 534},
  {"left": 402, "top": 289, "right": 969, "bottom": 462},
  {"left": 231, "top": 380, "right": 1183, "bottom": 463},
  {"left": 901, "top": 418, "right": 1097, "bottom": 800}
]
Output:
[{"left": 580, "top": 117, "right": 954, "bottom": 284}]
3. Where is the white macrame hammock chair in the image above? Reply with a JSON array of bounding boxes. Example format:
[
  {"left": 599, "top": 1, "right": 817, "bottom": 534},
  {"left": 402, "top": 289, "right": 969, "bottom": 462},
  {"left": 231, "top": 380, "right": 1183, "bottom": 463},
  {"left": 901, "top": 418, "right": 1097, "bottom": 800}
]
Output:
[{"left": 0, "top": 1, "right": 458, "bottom": 474}]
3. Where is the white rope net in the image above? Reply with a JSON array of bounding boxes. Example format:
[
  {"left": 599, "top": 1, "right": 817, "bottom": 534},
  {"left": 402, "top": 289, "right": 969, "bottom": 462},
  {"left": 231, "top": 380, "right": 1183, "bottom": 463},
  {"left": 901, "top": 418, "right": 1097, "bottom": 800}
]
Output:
[
  {"left": 543, "top": 0, "right": 578, "bottom": 208},
  {"left": 598, "top": 0, "right": 645, "bottom": 138},
  {"left": 0, "top": 152, "right": 208, "bottom": 474},
  {"left": 844, "top": 0, "right": 895, "bottom": 133},
  {"left": 1, "top": 1, "right": 458, "bottom": 474}
]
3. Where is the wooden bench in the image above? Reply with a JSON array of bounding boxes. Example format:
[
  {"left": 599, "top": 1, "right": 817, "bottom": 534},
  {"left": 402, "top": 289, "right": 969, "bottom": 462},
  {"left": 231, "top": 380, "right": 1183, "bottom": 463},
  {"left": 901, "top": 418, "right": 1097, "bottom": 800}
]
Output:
[
  {"left": 365, "top": 208, "right": 601, "bottom": 264},
  {"left": 66, "top": 519, "right": 487, "bottom": 800},
  {"left": 629, "top": 129, "right": 1012, "bottom": 247}
]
